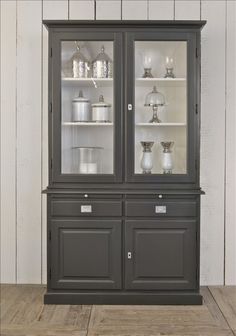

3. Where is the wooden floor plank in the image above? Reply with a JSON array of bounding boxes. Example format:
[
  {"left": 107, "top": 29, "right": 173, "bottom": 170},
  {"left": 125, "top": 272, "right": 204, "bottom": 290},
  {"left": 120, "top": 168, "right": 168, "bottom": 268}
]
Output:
[
  {"left": 1, "top": 285, "right": 236, "bottom": 336},
  {"left": 209, "top": 286, "right": 236, "bottom": 332},
  {"left": 201, "top": 287, "right": 231, "bottom": 329}
]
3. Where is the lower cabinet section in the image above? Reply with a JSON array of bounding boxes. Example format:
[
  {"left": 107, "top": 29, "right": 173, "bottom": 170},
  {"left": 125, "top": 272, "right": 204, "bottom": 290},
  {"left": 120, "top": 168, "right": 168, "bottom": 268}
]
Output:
[
  {"left": 125, "top": 220, "right": 197, "bottom": 290},
  {"left": 50, "top": 219, "right": 122, "bottom": 290},
  {"left": 46, "top": 194, "right": 201, "bottom": 305}
]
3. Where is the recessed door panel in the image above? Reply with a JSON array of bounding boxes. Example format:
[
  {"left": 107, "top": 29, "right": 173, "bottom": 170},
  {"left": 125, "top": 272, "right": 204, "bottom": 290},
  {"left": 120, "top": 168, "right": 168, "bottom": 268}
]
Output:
[
  {"left": 51, "top": 219, "right": 122, "bottom": 290},
  {"left": 125, "top": 219, "right": 197, "bottom": 290}
]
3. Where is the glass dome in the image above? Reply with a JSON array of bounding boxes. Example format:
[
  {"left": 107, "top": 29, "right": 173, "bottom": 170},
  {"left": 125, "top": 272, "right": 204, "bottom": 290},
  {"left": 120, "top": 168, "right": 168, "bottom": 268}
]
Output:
[{"left": 144, "top": 86, "right": 165, "bottom": 107}]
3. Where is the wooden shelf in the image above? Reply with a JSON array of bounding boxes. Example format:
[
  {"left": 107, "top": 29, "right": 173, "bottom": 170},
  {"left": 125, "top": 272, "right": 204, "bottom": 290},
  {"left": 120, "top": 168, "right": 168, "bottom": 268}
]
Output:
[
  {"left": 136, "top": 78, "right": 186, "bottom": 87},
  {"left": 62, "top": 122, "right": 113, "bottom": 126},
  {"left": 136, "top": 122, "right": 186, "bottom": 126},
  {"left": 62, "top": 78, "right": 113, "bottom": 87}
]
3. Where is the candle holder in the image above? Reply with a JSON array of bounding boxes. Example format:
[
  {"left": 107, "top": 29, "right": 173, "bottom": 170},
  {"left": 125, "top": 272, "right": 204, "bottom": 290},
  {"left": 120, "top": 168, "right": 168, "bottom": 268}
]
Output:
[
  {"left": 164, "top": 57, "right": 175, "bottom": 78},
  {"left": 142, "top": 56, "right": 153, "bottom": 78},
  {"left": 140, "top": 141, "right": 154, "bottom": 174},
  {"left": 161, "top": 142, "right": 174, "bottom": 174}
]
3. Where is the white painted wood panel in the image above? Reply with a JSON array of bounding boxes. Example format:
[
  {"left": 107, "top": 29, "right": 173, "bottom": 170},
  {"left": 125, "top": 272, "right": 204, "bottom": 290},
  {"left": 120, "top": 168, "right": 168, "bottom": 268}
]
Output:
[
  {"left": 16, "top": 0, "right": 42, "bottom": 284},
  {"left": 149, "top": 0, "right": 174, "bottom": 20},
  {"left": 175, "top": 0, "right": 200, "bottom": 20},
  {"left": 43, "top": 0, "right": 68, "bottom": 20},
  {"left": 69, "top": 0, "right": 94, "bottom": 20},
  {"left": 122, "top": 0, "right": 148, "bottom": 20},
  {"left": 96, "top": 1, "right": 121, "bottom": 20},
  {"left": 0, "top": 0, "right": 17, "bottom": 284},
  {"left": 225, "top": 0, "right": 236, "bottom": 285},
  {"left": 200, "top": 0, "right": 226, "bottom": 285}
]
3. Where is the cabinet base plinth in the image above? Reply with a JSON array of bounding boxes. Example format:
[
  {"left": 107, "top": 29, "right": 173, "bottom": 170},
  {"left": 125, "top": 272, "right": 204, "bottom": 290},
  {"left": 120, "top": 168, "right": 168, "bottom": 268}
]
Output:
[{"left": 44, "top": 291, "right": 202, "bottom": 305}]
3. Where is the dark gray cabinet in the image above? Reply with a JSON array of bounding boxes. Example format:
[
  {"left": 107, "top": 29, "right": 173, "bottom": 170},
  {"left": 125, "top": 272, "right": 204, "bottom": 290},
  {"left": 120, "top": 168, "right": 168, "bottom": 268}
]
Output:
[{"left": 43, "top": 20, "right": 206, "bottom": 305}]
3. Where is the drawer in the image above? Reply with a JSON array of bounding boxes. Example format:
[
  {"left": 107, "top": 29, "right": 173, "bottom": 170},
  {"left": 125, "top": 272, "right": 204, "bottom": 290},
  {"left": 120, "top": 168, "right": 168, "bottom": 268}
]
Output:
[
  {"left": 51, "top": 199, "right": 122, "bottom": 217},
  {"left": 125, "top": 199, "right": 197, "bottom": 217}
]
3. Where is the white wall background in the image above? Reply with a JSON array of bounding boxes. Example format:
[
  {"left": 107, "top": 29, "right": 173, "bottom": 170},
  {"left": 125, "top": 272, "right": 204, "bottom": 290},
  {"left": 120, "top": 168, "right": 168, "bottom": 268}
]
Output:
[{"left": 0, "top": 0, "right": 236, "bottom": 285}]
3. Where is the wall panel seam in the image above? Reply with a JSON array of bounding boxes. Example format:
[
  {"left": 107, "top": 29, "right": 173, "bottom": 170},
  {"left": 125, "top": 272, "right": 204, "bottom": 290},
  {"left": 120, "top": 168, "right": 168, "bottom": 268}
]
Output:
[{"left": 223, "top": 0, "right": 227, "bottom": 286}]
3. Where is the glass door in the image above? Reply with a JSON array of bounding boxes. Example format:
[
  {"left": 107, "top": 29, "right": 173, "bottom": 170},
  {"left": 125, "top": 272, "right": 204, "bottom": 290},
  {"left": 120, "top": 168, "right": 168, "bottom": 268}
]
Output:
[
  {"left": 51, "top": 31, "right": 122, "bottom": 183},
  {"left": 126, "top": 32, "right": 197, "bottom": 183}
]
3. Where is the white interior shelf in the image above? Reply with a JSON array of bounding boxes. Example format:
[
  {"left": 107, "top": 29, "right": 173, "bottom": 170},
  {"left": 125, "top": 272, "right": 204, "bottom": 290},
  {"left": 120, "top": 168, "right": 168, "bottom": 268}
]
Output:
[
  {"left": 62, "top": 77, "right": 113, "bottom": 87},
  {"left": 136, "top": 122, "right": 186, "bottom": 126},
  {"left": 136, "top": 78, "right": 186, "bottom": 87},
  {"left": 62, "top": 122, "right": 114, "bottom": 126}
]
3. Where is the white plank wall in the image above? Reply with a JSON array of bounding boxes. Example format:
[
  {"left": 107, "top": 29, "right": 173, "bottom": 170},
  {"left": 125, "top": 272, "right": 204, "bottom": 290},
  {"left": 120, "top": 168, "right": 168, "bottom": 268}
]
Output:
[
  {"left": 0, "top": 0, "right": 17, "bottom": 283},
  {"left": 16, "top": 0, "right": 42, "bottom": 284},
  {"left": 69, "top": 0, "right": 94, "bottom": 20},
  {"left": 175, "top": 0, "right": 201, "bottom": 20},
  {"left": 201, "top": 0, "right": 226, "bottom": 285},
  {"left": 225, "top": 0, "right": 236, "bottom": 285},
  {"left": 149, "top": 1, "right": 174, "bottom": 20},
  {"left": 0, "top": 0, "right": 235, "bottom": 285}
]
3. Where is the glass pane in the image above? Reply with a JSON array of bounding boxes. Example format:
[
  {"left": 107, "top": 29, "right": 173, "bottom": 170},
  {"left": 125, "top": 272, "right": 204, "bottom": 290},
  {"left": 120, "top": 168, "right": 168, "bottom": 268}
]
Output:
[
  {"left": 61, "top": 41, "right": 114, "bottom": 174},
  {"left": 134, "top": 41, "right": 187, "bottom": 175}
]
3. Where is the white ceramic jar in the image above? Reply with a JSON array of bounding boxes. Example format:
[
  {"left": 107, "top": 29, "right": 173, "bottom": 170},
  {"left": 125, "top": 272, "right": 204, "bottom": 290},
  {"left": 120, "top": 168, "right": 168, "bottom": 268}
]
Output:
[
  {"left": 72, "top": 90, "right": 91, "bottom": 122},
  {"left": 92, "top": 95, "right": 111, "bottom": 122}
]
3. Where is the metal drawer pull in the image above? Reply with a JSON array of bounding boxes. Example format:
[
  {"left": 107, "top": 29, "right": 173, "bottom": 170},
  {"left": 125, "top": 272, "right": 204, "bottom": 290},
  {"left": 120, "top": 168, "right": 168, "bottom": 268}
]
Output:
[
  {"left": 81, "top": 205, "right": 92, "bottom": 213},
  {"left": 155, "top": 205, "right": 167, "bottom": 214},
  {"left": 127, "top": 252, "right": 132, "bottom": 259},
  {"left": 128, "top": 104, "right": 132, "bottom": 111}
]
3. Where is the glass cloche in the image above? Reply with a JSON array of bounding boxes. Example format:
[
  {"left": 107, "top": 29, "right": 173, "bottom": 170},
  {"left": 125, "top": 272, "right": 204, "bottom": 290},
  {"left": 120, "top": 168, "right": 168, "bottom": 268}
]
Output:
[{"left": 144, "top": 86, "right": 166, "bottom": 123}]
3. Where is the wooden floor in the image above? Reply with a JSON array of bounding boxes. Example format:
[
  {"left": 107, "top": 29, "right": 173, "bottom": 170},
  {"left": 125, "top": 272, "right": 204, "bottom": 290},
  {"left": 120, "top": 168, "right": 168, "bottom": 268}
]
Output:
[{"left": 0, "top": 286, "right": 236, "bottom": 336}]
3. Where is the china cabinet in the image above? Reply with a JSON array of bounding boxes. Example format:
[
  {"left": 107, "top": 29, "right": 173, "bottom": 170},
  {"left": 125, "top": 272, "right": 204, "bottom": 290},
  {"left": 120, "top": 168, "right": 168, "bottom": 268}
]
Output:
[{"left": 43, "top": 20, "right": 206, "bottom": 305}]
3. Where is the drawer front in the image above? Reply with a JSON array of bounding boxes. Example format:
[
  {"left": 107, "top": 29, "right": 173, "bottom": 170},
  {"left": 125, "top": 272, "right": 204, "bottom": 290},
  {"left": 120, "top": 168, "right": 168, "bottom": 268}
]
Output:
[
  {"left": 51, "top": 199, "right": 122, "bottom": 217},
  {"left": 125, "top": 199, "right": 197, "bottom": 217}
]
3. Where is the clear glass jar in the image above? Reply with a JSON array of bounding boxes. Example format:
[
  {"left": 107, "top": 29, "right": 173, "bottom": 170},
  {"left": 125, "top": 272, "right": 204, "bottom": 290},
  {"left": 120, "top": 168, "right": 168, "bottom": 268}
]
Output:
[{"left": 72, "top": 147, "right": 103, "bottom": 174}]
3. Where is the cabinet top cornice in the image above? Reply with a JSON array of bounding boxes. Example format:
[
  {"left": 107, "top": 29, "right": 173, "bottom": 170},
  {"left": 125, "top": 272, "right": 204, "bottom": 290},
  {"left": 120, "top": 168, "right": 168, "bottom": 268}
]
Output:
[{"left": 43, "top": 20, "right": 206, "bottom": 30}]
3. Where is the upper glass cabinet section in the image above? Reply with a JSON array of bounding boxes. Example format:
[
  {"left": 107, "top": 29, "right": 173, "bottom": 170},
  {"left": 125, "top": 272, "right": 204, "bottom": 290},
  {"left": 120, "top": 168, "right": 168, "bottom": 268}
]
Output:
[
  {"left": 61, "top": 41, "right": 114, "bottom": 176},
  {"left": 134, "top": 41, "right": 187, "bottom": 175}
]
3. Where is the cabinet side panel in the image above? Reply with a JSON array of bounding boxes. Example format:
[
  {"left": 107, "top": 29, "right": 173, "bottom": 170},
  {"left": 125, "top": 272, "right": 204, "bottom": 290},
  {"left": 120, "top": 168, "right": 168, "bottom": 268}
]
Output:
[
  {"left": 0, "top": 0, "right": 17, "bottom": 283},
  {"left": 16, "top": 0, "right": 42, "bottom": 283},
  {"left": 200, "top": 0, "right": 226, "bottom": 285},
  {"left": 225, "top": 0, "right": 236, "bottom": 285}
]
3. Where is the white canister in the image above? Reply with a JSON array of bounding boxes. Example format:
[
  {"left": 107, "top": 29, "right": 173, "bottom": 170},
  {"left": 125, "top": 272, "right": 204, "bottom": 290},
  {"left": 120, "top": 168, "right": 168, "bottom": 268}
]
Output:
[
  {"left": 92, "top": 95, "right": 111, "bottom": 122},
  {"left": 72, "top": 90, "right": 91, "bottom": 122}
]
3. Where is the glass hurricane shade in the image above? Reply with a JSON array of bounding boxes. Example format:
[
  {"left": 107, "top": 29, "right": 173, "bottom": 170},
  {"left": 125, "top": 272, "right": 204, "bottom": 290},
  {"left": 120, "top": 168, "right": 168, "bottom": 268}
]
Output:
[
  {"left": 144, "top": 86, "right": 165, "bottom": 107},
  {"left": 144, "top": 86, "right": 166, "bottom": 123}
]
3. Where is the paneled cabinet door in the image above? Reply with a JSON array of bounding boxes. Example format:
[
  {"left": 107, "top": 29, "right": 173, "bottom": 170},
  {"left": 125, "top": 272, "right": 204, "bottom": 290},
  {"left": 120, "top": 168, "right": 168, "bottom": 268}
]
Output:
[
  {"left": 125, "top": 219, "right": 197, "bottom": 290},
  {"left": 50, "top": 219, "right": 122, "bottom": 290}
]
